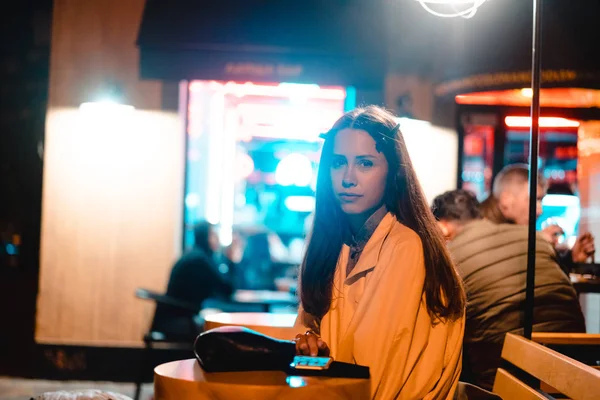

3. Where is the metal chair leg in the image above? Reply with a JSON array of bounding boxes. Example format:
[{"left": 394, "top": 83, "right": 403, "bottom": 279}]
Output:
[{"left": 134, "top": 339, "right": 152, "bottom": 400}]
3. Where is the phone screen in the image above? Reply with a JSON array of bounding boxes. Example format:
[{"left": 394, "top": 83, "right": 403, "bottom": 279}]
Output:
[{"left": 290, "top": 355, "right": 333, "bottom": 370}]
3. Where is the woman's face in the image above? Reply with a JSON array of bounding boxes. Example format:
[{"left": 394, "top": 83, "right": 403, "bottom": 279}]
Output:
[{"left": 330, "top": 128, "right": 389, "bottom": 215}]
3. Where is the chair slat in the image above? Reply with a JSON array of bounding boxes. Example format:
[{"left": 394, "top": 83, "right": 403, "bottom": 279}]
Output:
[
  {"left": 493, "top": 369, "right": 548, "bottom": 400},
  {"left": 532, "top": 333, "right": 600, "bottom": 346},
  {"left": 501, "top": 333, "right": 600, "bottom": 400}
]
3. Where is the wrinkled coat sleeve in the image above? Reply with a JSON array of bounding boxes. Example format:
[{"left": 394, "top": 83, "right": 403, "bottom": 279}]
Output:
[
  {"left": 293, "top": 305, "right": 308, "bottom": 335},
  {"left": 293, "top": 304, "right": 320, "bottom": 336}
]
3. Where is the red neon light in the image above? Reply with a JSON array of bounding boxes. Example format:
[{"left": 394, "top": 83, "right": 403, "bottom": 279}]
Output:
[{"left": 505, "top": 116, "right": 581, "bottom": 128}]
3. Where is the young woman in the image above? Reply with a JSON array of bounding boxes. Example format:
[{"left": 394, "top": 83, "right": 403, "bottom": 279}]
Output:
[{"left": 294, "top": 106, "right": 466, "bottom": 399}]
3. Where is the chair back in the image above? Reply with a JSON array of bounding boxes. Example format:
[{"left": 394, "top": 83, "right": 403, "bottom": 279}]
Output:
[
  {"left": 135, "top": 288, "right": 200, "bottom": 314},
  {"left": 493, "top": 333, "right": 600, "bottom": 400}
]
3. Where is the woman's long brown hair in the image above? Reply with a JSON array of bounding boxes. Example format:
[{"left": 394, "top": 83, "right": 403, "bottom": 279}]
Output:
[{"left": 299, "top": 105, "right": 466, "bottom": 323}]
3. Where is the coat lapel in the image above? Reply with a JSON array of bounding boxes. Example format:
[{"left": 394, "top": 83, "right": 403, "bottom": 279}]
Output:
[{"left": 335, "top": 213, "right": 396, "bottom": 359}]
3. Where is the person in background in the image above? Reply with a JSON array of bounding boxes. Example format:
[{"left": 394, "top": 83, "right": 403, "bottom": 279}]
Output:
[
  {"left": 432, "top": 189, "right": 585, "bottom": 390},
  {"left": 481, "top": 164, "right": 595, "bottom": 271},
  {"left": 152, "top": 221, "right": 233, "bottom": 338},
  {"left": 294, "top": 105, "right": 466, "bottom": 399},
  {"left": 236, "top": 232, "right": 275, "bottom": 290},
  {"left": 478, "top": 195, "right": 509, "bottom": 224}
]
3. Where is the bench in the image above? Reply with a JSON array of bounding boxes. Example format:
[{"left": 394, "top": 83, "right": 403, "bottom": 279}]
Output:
[{"left": 493, "top": 333, "right": 600, "bottom": 400}]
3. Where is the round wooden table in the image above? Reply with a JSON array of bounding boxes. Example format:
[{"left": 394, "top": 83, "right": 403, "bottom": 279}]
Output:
[
  {"left": 571, "top": 274, "right": 600, "bottom": 294},
  {"left": 154, "top": 359, "right": 370, "bottom": 400},
  {"left": 204, "top": 312, "right": 297, "bottom": 340},
  {"left": 231, "top": 290, "right": 298, "bottom": 312}
]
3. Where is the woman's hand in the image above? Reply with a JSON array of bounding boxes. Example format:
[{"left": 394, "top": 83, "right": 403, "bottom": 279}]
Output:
[{"left": 294, "top": 330, "right": 330, "bottom": 356}]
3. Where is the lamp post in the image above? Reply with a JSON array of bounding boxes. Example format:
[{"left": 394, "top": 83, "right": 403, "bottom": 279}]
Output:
[
  {"left": 418, "top": 0, "right": 544, "bottom": 340},
  {"left": 523, "top": 0, "right": 543, "bottom": 340}
]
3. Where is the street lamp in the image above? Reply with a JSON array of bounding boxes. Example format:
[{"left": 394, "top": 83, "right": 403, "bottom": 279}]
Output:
[
  {"left": 416, "top": 0, "right": 488, "bottom": 18},
  {"left": 417, "top": 0, "right": 543, "bottom": 340}
]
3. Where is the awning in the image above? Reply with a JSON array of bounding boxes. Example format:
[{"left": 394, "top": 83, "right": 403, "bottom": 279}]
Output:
[
  {"left": 428, "top": 0, "right": 600, "bottom": 96},
  {"left": 137, "top": 0, "right": 388, "bottom": 88}
]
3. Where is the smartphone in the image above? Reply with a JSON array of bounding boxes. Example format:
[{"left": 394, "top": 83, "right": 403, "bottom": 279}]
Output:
[{"left": 289, "top": 355, "right": 334, "bottom": 370}]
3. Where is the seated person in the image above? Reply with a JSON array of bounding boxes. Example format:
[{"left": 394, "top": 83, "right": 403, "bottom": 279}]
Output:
[
  {"left": 235, "top": 232, "right": 277, "bottom": 290},
  {"left": 478, "top": 195, "right": 508, "bottom": 225},
  {"left": 294, "top": 106, "right": 466, "bottom": 399},
  {"left": 432, "top": 189, "right": 586, "bottom": 391},
  {"left": 152, "top": 221, "right": 233, "bottom": 338},
  {"left": 480, "top": 164, "right": 595, "bottom": 271}
]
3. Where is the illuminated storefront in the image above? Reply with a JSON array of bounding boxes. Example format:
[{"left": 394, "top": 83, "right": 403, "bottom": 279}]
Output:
[
  {"left": 136, "top": 0, "right": 388, "bottom": 282},
  {"left": 183, "top": 81, "right": 352, "bottom": 250},
  {"left": 421, "top": 1, "right": 600, "bottom": 250},
  {"left": 453, "top": 88, "right": 600, "bottom": 245}
]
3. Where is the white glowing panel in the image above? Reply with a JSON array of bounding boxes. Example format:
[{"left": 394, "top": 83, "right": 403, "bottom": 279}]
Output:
[
  {"left": 284, "top": 196, "right": 316, "bottom": 212},
  {"left": 236, "top": 103, "right": 341, "bottom": 142},
  {"left": 205, "top": 93, "right": 226, "bottom": 226},
  {"left": 275, "top": 153, "right": 313, "bottom": 187},
  {"left": 186, "top": 80, "right": 347, "bottom": 245},
  {"left": 38, "top": 107, "right": 185, "bottom": 346},
  {"left": 540, "top": 194, "right": 581, "bottom": 240},
  {"left": 79, "top": 100, "right": 135, "bottom": 114},
  {"left": 399, "top": 118, "right": 458, "bottom": 203}
]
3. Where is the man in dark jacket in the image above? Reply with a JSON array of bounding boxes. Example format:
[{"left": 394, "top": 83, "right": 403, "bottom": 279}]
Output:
[
  {"left": 432, "top": 189, "right": 586, "bottom": 390},
  {"left": 152, "top": 221, "right": 233, "bottom": 338}
]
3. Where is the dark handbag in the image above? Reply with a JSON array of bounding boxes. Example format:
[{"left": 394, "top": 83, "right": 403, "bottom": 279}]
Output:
[
  {"left": 194, "top": 326, "right": 296, "bottom": 372},
  {"left": 194, "top": 326, "right": 369, "bottom": 379}
]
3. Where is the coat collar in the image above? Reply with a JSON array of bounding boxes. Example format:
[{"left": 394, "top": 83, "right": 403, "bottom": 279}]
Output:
[
  {"left": 343, "top": 205, "right": 388, "bottom": 250},
  {"left": 344, "top": 212, "right": 396, "bottom": 283}
]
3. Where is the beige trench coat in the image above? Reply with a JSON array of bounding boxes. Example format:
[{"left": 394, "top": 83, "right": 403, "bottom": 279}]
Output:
[{"left": 295, "top": 213, "right": 465, "bottom": 399}]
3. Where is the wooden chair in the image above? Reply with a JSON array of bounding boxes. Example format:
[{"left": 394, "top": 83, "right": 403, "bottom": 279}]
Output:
[
  {"left": 493, "top": 333, "right": 600, "bottom": 400},
  {"left": 531, "top": 332, "right": 600, "bottom": 346},
  {"left": 532, "top": 332, "right": 600, "bottom": 374},
  {"left": 134, "top": 288, "right": 201, "bottom": 400}
]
